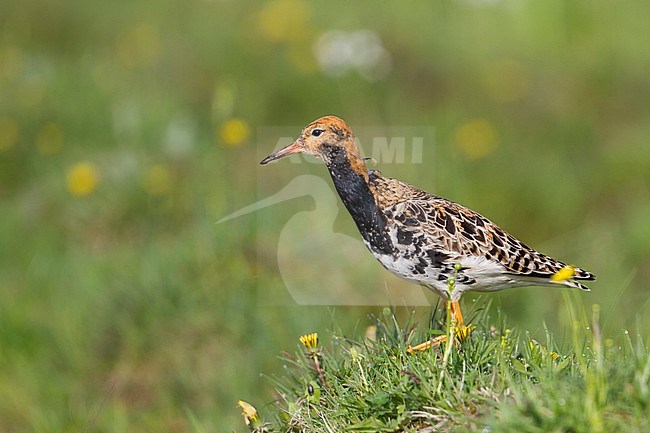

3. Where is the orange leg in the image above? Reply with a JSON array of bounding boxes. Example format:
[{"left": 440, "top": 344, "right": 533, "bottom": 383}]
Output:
[
  {"left": 407, "top": 300, "right": 471, "bottom": 353},
  {"left": 449, "top": 300, "right": 464, "bottom": 326}
]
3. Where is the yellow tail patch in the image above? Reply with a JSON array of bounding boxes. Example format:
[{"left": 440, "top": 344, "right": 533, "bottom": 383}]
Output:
[{"left": 551, "top": 265, "right": 576, "bottom": 282}]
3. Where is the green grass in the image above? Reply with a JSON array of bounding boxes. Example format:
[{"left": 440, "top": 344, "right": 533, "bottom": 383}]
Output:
[{"left": 236, "top": 300, "right": 650, "bottom": 432}]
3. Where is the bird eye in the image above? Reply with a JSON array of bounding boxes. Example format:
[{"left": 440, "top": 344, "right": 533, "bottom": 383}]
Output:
[{"left": 311, "top": 128, "right": 324, "bottom": 137}]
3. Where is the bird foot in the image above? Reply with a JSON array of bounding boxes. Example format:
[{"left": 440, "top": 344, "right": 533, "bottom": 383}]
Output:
[
  {"left": 406, "top": 324, "right": 475, "bottom": 353},
  {"left": 407, "top": 301, "right": 474, "bottom": 353},
  {"left": 407, "top": 334, "right": 448, "bottom": 353}
]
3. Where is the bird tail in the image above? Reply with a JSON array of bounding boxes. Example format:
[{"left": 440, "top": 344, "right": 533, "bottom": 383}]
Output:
[{"left": 550, "top": 265, "right": 595, "bottom": 291}]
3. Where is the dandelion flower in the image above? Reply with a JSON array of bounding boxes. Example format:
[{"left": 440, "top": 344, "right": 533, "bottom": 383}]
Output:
[
  {"left": 237, "top": 400, "right": 261, "bottom": 429},
  {"left": 67, "top": 162, "right": 99, "bottom": 197},
  {"left": 219, "top": 118, "right": 250, "bottom": 147},
  {"left": 257, "top": 0, "right": 311, "bottom": 43},
  {"left": 299, "top": 332, "right": 318, "bottom": 350},
  {"left": 455, "top": 323, "right": 475, "bottom": 342}
]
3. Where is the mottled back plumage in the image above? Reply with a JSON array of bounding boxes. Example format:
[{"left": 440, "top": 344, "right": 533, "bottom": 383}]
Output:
[
  {"left": 261, "top": 116, "right": 595, "bottom": 303},
  {"left": 368, "top": 171, "right": 594, "bottom": 300}
]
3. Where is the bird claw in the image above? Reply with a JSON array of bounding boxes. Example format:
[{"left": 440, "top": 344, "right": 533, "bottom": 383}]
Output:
[{"left": 406, "top": 324, "right": 475, "bottom": 353}]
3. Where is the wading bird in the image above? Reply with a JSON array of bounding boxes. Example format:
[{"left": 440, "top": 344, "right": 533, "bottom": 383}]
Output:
[{"left": 260, "top": 116, "right": 595, "bottom": 350}]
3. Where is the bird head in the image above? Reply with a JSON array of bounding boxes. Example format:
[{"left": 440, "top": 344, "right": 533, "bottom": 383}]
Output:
[{"left": 260, "top": 116, "right": 367, "bottom": 176}]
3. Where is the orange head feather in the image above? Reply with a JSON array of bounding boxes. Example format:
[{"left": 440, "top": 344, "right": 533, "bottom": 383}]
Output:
[{"left": 260, "top": 115, "right": 368, "bottom": 179}]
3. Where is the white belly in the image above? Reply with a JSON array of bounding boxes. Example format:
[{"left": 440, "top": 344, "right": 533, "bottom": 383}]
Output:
[{"left": 368, "top": 245, "right": 517, "bottom": 301}]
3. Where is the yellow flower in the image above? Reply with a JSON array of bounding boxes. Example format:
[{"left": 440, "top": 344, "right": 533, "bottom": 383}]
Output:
[
  {"left": 143, "top": 164, "right": 174, "bottom": 195},
  {"left": 299, "top": 332, "right": 318, "bottom": 350},
  {"left": 257, "top": 0, "right": 311, "bottom": 43},
  {"left": 500, "top": 329, "right": 513, "bottom": 349},
  {"left": 551, "top": 265, "right": 576, "bottom": 282},
  {"left": 0, "top": 117, "right": 18, "bottom": 151},
  {"left": 237, "top": 400, "right": 261, "bottom": 429},
  {"left": 67, "top": 162, "right": 100, "bottom": 197},
  {"left": 219, "top": 118, "right": 250, "bottom": 147},
  {"left": 454, "top": 324, "right": 475, "bottom": 342},
  {"left": 36, "top": 121, "right": 63, "bottom": 155},
  {"left": 455, "top": 118, "right": 498, "bottom": 160}
]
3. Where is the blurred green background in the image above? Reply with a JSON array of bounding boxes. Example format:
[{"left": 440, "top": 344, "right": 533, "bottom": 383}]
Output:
[{"left": 1, "top": 0, "right": 649, "bottom": 431}]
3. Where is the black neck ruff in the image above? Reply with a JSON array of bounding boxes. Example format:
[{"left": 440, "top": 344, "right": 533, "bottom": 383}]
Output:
[{"left": 324, "top": 147, "right": 395, "bottom": 256}]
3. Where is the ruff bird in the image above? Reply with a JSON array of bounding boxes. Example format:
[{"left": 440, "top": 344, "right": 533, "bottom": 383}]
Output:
[{"left": 260, "top": 116, "right": 595, "bottom": 350}]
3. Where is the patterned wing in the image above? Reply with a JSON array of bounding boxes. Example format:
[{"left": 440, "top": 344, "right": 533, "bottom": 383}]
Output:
[{"left": 374, "top": 174, "right": 595, "bottom": 289}]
